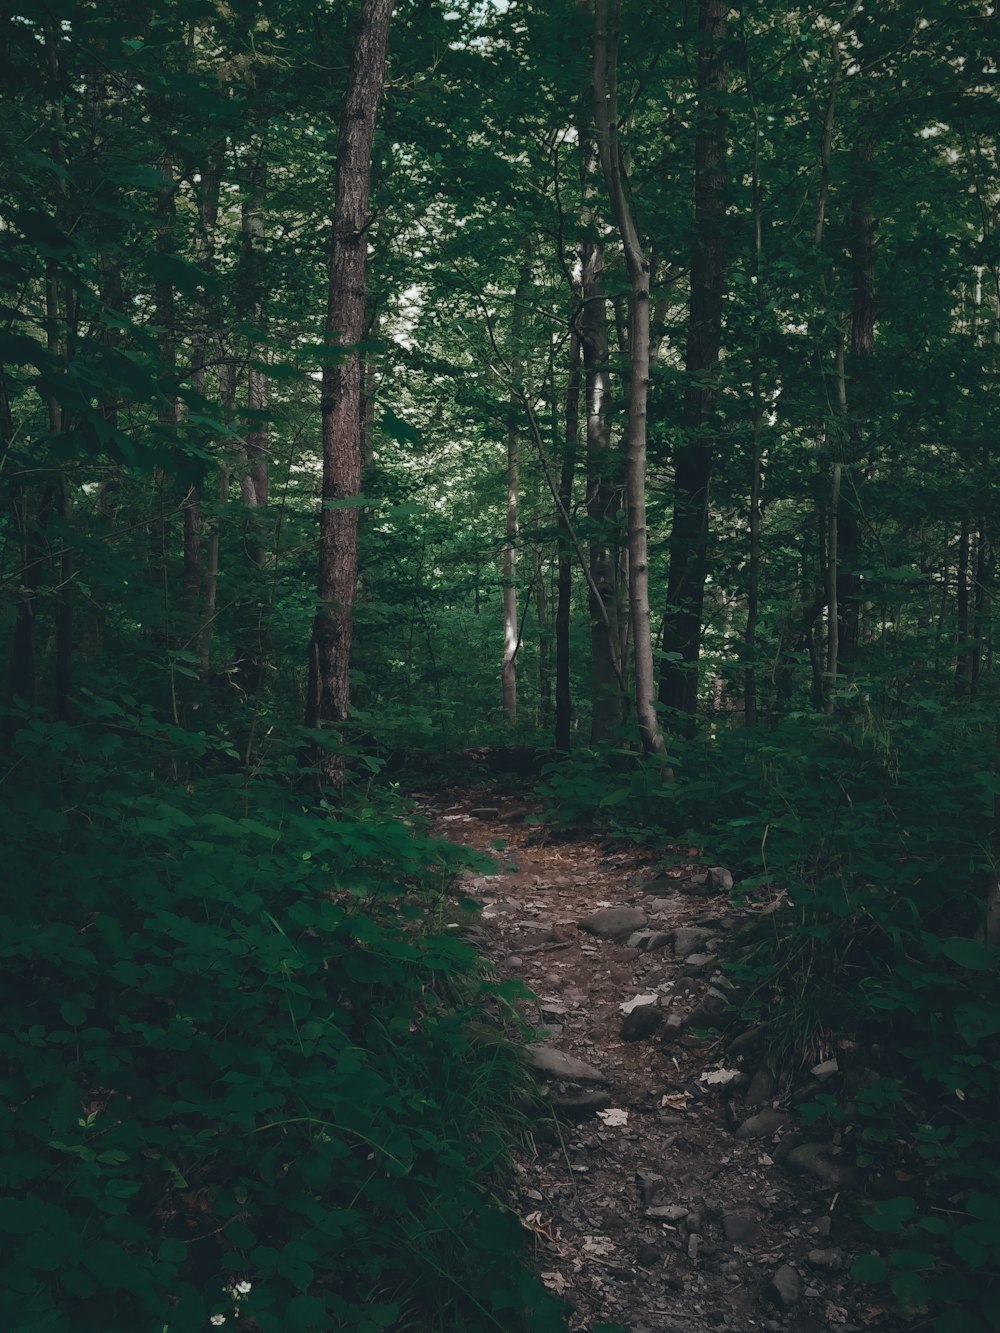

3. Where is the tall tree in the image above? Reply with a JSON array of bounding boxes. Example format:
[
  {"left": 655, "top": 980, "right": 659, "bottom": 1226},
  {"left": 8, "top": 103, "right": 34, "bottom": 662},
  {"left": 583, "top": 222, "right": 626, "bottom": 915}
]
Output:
[
  {"left": 592, "top": 0, "right": 666, "bottom": 756},
  {"left": 659, "top": 0, "right": 730, "bottom": 721},
  {"left": 306, "top": 0, "right": 394, "bottom": 784}
]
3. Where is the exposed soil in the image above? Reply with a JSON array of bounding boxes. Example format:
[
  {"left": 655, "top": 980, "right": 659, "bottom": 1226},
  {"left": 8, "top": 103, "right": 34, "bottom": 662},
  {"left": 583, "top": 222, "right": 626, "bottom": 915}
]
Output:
[{"left": 426, "top": 781, "right": 897, "bottom": 1333}]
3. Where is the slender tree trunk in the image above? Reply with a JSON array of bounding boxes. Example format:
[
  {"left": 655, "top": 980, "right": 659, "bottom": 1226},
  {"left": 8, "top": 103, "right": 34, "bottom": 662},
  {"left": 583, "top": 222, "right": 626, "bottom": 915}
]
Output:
[
  {"left": 45, "top": 26, "right": 73, "bottom": 722},
  {"left": 502, "top": 401, "right": 520, "bottom": 727},
  {"left": 659, "top": 0, "right": 729, "bottom": 723},
  {"left": 555, "top": 332, "right": 581, "bottom": 751},
  {"left": 536, "top": 554, "right": 551, "bottom": 727},
  {"left": 971, "top": 524, "right": 991, "bottom": 701},
  {"left": 839, "top": 126, "right": 876, "bottom": 676},
  {"left": 743, "top": 26, "right": 764, "bottom": 727},
  {"left": 501, "top": 286, "right": 527, "bottom": 728},
  {"left": 305, "top": 0, "right": 393, "bottom": 787},
  {"left": 579, "top": 228, "right": 624, "bottom": 739},
  {"left": 956, "top": 515, "right": 972, "bottom": 698},
  {"left": 592, "top": 0, "right": 665, "bottom": 756},
  {"left": 240, "top": 147, "right": 270, "bottom": 516}
]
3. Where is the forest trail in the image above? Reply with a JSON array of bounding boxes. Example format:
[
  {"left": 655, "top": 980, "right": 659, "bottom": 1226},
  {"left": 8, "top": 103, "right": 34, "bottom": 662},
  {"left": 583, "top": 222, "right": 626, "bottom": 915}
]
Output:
[{"left": 427, "top": 781, "right": 890, "bottom": 1333}]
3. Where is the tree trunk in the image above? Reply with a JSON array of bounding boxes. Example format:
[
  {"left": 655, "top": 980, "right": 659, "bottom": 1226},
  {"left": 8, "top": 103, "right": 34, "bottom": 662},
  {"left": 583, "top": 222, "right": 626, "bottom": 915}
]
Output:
[
  {"left": 742, "top": 27, "right": 764, "bottom": 727},
  {"left": 956, "top": 514, "right": 972, "bottom": 698},
  {"left": 579, "top": 228, "right": 624, "bottom": 740},
  {"left": 501, "top": 286, "right": 527, "bottom": 728},
  {"left": 839, "top": 126, "right": 876, "bottom": 677},
  {"left": 305, "top": 0, "right": 393, "bottom": 788},
  {"left": 592, "top": 0, "right": 665, "bottom": 756},
  {"left": 659, "top": 0, "right": 729, "bottom": 723},
  {"left": 501, "top": 399, "right": 520, "bottom": 727},
  {"left": 555, "top": 331, "right": 581, "bottom": 751}
]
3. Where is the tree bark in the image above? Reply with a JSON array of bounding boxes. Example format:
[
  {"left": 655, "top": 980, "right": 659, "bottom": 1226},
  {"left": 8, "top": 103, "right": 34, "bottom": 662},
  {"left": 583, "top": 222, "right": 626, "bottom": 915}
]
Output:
[
  {"left": 659, "top": 0, "right": 730, "bottom": 723},
  {"left": 305, "top": 0, "right": 393, "bottom": 787},
  {"left": 592, "top": 0, "right": 665, "bottom": 756},
  {"left": 555, "top": 331, "right": 581, "bottom": 751},
  {"left": 501, "top": 284, "right": 527, "bottom": 728},
  {"left": 579, "top": 215, "right": 624, "bottom": 739}
]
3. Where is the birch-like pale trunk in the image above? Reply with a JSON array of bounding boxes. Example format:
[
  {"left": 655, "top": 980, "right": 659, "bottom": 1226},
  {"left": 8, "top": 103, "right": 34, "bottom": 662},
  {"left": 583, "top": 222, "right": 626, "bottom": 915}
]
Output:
[{"left": 592, "top": 0, "right": 665, "bottom": 756}]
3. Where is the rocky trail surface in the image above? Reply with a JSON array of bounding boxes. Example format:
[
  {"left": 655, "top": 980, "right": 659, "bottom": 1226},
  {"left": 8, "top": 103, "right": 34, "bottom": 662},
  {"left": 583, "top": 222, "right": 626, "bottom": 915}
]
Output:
[{"left": 426, "top": 781, "right": 897, "bottom": 1333}]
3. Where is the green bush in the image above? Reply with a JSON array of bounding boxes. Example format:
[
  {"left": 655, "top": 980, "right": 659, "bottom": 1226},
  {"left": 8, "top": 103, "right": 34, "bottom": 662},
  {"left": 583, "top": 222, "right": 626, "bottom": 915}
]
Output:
[{"left": 0, "top": 703, "right": 566, "bottom": 1332}]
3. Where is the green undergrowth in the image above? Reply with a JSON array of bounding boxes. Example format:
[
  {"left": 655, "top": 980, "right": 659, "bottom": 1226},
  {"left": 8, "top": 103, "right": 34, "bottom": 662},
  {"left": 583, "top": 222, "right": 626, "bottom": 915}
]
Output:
[
  {"left": 538, "top": 703, "right": 1000, "bottom": 1331},
  {"left": 0, "top": 699, "right": 567, "bottom": 1333}
]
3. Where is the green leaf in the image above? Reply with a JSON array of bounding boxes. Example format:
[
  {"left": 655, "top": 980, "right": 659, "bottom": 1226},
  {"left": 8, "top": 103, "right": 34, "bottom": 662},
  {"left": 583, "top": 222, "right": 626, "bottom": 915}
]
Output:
[
  {"left": 60, "top": 1001, "right": 86, "bottom": 1027},
  {"left": 941, "top": 937, "right": 996, "bottom": 971},
  {"left": 852, "top": 1253, "right": 889, "bottom": 1282},
  {"left": 864, "top": 1196, "right": 916, "bottom": 1234}
]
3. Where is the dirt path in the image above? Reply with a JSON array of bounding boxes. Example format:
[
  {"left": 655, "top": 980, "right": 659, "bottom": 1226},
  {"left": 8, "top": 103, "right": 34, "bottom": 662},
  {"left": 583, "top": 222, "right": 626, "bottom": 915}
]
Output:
[{"left": 428, "top": 784, "right": 890, "bottom": 1333}]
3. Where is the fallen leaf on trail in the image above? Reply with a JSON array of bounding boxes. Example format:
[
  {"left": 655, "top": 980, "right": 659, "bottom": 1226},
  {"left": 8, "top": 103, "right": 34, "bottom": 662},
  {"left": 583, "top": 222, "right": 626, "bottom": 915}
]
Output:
[
  {"left": 521, "top": 1211, "right": 558, "bottom": 1243},
  {"left": 699, "top": 1067, "right": 741, "bottom": 1087},
  {"left": 582, "top": 1235, "right": 617, "bottom": 1255},
  {"left": 596, "top": 1107, "right": 629, "bottom": 1127},
  {"left": 620, "top": 993, "right": 659, "bottom": 1014},
  {"left": 540, "top": 1272, "right": 568, "bottom": 1295},
  {"left": 661, "top": 1092, "right": 691, "bottom": 1110},
  {"left": 824, "top": 1303, "right": 848, "bottom": 1324}
]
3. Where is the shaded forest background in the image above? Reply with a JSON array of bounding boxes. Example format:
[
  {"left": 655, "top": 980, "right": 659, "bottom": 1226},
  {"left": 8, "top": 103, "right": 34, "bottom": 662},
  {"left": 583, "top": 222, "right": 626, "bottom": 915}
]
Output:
[{"left": 3, "top": 0, "right": 1000, "bottom": 1329}]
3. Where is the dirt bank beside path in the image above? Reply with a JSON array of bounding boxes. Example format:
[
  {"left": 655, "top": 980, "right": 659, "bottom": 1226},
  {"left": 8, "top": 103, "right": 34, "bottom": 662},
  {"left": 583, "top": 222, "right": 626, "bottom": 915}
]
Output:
[{"left": 428, "top": 786, "right": 895, "bottom": 1333}]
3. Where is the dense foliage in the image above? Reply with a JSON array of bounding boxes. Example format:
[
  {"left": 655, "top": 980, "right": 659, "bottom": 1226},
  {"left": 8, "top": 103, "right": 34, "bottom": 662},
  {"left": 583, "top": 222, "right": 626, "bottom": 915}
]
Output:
[{"left": 3, "top": 0, "right": 1000, "bottom": 1329}]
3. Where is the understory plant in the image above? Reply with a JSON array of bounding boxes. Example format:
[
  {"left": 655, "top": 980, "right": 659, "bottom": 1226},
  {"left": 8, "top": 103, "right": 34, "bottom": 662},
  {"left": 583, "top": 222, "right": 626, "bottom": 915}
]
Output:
[{"left": 0, "top": 701, "right": 566, "bottom": 1333}]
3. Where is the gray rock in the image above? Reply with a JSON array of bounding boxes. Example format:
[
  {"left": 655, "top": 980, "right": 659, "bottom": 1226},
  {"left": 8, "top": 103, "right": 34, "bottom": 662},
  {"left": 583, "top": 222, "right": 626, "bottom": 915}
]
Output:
[
  {"left": 527, "top": 1046, "right": 609, "bottom": 1084},
  {"left": 686, "top": 1211, "right": 703, "bottom": 1234},
  {"left": 686, "top": 986, "right": 731, "bottom": 1031},
  {"left": 784, "top": 1142, "right": 858, "bottom": 1187},
  {"left": 807, "top": 1247, "right": 844, "bottom": 1271},
  {"left": 636, "top": 1241, "right": 662, "bottom": 1266},
  {"left": 687, "top": 1234, "right": 701, "bottom": 1260},
  {"left": 550, "top": 1089, "right": 612, "bottom": 1118},
  {"left": 647, "top": 1204, "right": 690, "bottom": 1222},
  {"left": 627, "top": 928, "right": 674, "bottom": 951},
  {"left": 646, "top": 897, "right": 675, "bottom": 914},
  {"left": 621, "top": 1005, "right": 664, "bottom": 1041},
  {"left": 636, "top": 1169, "right": 666, "bottom": 1205},
  {"left": 641, "top": 874, "right": 676, "bottom": 896},
  {"left": 673, "top": 926, "right": 719, "bottom": 957},
  {"left": 735, "top": 1108, "right": 793, "bottom": 1140},
  {"left": 746, "top": 1065, "right": 778, "bottom": 1107},
  {"left": 661, "top": 1013, "right": 685, "bottom": 1041},
  {"left": 771, "top": 1131, "right": 805, "bottom": 1164},
  {"left": 811, "top": 1215, "right": 832, "bottom": 1237},
  {"left": 470, "top": 806, "right": 499, "bottom": 819},
  {"left": 579, "top": 906, "right": 649, "bottom": 940},
  {"left": 684, "top": 952, "right": 718, "bottom": 973},
  {"left": 726, "top": 1025, "right": 765, "bottom": 1056},
  {"left": 811, "top": 1058, "right": 839, "bottom": 1082},
  {"left": 723, "top": 1213, "right": 764, "bottom": 1246},
  {"left": 708, "top": 866, "right": 735, "bottom": 892},
  {"left": 678, "top": 872, "right": 713, "bottom": 898},
  {"left": 766, "top": 1263, "right": 801, "bottom": 1308},
  {"left": 504, "top": 955, "right": 523, "bottom": 969}
]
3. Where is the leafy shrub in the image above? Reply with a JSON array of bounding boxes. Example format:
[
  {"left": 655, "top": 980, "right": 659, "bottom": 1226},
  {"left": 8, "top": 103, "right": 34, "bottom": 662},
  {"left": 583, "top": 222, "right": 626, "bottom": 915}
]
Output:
[{"left": 0, "top": 702, "right": 566, "bottom": 1332}]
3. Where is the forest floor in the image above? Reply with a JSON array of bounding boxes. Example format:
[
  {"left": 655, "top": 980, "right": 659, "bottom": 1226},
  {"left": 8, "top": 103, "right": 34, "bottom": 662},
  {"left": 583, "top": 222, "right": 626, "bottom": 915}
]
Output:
[{"left": 424, "top": 775, "right": 899, "bottom": 1333}]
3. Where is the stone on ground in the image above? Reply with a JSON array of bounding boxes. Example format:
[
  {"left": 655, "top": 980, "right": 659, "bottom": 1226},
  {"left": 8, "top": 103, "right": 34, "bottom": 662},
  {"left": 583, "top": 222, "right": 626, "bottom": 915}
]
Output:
[
  {"left": 767, "top": 1263, "right": 801, "bottom": 1307},
  {"left": 527, "top": 1046, "right": 609, "bottom": 1084},
  {"left": 579, "top": 906, "right": 649, "bottom": 940}
]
